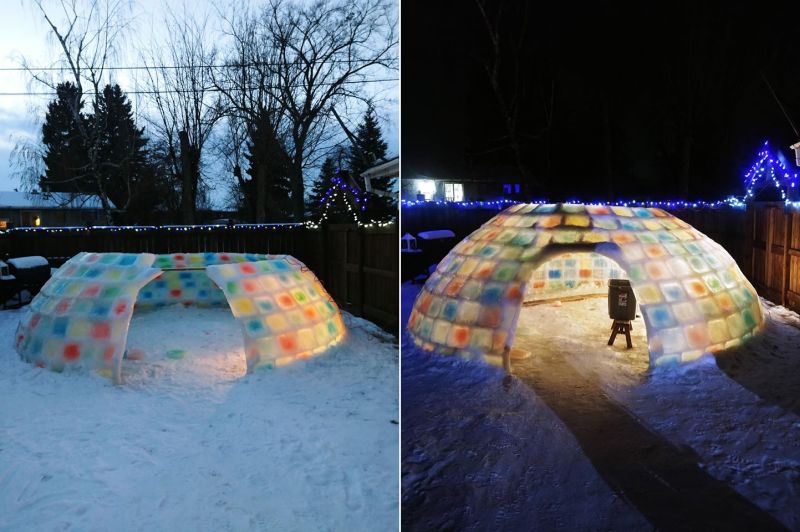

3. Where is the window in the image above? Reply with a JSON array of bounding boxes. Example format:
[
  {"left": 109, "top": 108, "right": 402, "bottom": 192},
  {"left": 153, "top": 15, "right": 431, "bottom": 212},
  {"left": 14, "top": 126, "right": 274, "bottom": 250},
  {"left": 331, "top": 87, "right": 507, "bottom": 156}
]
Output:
[
  {"left": 444, "top": 183, "right": 463, "bottom": 202},
  {"left": 415, "top": 179, "right": 436, "bottom": 200},
  {"left": 502, "top": 183, "right": 521, "bottom": 195}
]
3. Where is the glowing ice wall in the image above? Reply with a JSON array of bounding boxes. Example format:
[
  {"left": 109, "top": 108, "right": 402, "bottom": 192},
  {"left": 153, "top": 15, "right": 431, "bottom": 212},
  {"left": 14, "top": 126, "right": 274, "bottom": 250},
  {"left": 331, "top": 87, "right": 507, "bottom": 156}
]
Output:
[
  {"left": 407, "top": 203, "right": 764, "bottom": 367},
  {"left": 14, "top": 252, "right": 160, "bottom": 382},
  {"left": 525, "top": 252, "right": 627, "bottom": 301},
  {"left": 137, "top": 253, "right": 269, "bottom": 307},
  {"left": 206, "top": 255, "right": 345, "bottom": 371}
]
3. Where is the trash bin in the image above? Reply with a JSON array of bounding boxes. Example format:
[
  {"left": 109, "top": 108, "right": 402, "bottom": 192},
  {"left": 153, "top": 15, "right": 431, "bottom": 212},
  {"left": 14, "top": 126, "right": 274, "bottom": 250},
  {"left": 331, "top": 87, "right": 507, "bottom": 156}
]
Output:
[{"left": 608, "top": 279, "right": 636, "bottom": 321}]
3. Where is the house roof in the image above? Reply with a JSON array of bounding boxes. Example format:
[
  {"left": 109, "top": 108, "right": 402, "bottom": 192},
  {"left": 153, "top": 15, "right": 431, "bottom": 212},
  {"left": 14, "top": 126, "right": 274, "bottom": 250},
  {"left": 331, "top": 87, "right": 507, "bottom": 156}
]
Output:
[
  {"left": 0, "top": 191, "right": 113, "bottom": 210},
  {"left": 361, "top": 156, "right": 399, "bottom": 178}
]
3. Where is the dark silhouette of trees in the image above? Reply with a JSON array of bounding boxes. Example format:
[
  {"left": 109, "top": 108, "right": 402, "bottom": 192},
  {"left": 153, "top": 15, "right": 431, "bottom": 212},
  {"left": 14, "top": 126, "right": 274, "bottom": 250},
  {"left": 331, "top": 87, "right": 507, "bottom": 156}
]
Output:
[{"left": 40, "top": 82, "right": 91, "bottom": 194}]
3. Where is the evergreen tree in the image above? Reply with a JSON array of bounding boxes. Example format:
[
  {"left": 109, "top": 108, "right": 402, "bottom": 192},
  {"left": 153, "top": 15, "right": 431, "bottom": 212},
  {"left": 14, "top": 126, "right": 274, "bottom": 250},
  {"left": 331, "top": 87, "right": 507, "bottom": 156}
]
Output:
[
  {"left": 245, "top": 112, "right": 292, "bottom": 221},
  {"left": 93, "top": 84, "right": 149, "bottom": 211},
  {"left": 348, "top": 103, "right": 389, "bottom": 183},
  {"left": 40, "top": 82, "right": 92, "bottom": 194},
  {"left": 347, "top": 104, "right": 394, "bottom": 215},
  {"left": 306, "top": 157, "right": 337, "bottom": 217}
]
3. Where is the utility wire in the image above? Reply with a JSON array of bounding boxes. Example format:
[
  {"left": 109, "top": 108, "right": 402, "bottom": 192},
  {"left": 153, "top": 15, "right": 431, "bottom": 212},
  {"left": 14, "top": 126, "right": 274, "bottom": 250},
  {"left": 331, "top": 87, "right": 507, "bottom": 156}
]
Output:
[
  {"left": 0, "top": 77, "right": 399, "bottom": 97},
  {"left": 761, "top": 73, "right": 800, "bottom": 138},
  {"left": 0, "top": 58, "right": 398, "bottom": 71}
]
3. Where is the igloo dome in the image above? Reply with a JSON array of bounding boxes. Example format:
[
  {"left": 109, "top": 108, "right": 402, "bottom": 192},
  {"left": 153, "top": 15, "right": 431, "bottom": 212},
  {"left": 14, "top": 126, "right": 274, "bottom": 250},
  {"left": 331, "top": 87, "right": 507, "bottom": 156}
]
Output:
[{"left": 407, "top": 203, "right": 763, "bottom": 368}]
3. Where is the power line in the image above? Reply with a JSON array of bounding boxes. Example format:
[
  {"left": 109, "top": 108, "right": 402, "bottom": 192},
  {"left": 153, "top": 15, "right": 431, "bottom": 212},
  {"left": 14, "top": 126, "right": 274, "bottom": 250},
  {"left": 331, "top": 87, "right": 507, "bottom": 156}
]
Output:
[
  {"left": 0, "top": 59, "right": 397, "bottom": 72},
  {"left": 0, "top": 77, "right": 399, "bottom": 97}
]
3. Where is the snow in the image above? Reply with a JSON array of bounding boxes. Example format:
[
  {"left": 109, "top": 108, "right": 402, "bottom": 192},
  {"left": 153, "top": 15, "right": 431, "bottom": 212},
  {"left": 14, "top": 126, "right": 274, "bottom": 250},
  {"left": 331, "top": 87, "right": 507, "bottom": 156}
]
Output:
[
  {"left": 401, "top": 281, "right": 800, "bottom": 530},
  {"left": 416, "top": 230, "right": 455, "bottom": 240},
  {"left": 7, "top": 256, "right": 49, "bottom": 270},
  {"left": 0, "top": 304, "right": 398, "bottom": 531}
]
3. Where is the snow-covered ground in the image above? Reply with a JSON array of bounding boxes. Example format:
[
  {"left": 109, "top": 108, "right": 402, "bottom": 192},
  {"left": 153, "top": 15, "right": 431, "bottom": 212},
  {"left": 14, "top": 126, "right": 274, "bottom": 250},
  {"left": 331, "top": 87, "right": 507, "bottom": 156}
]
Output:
[
  {"left": 0, "top": 305, "right": 398, "bottom": 531},
  {"left": 401, "top": 281, "right": 800, "bottom": 531}
]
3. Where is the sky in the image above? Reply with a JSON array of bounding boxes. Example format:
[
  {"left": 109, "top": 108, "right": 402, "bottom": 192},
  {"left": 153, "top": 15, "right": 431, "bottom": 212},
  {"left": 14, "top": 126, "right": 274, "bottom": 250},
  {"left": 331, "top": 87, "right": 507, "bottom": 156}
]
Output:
[
  {"left": 0, "top": 0, "right": 398, "bottom": 207},
  {"left": 402, "top": 1, "right": 800, "bottom": 202}
]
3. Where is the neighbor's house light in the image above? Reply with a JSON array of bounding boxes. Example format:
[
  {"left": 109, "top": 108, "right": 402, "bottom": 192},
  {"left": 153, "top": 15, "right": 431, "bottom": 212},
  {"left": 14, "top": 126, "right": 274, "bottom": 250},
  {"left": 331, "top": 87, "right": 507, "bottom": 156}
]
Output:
[{"left": 415, "top": 179, "right": 436, "bottom": 200}]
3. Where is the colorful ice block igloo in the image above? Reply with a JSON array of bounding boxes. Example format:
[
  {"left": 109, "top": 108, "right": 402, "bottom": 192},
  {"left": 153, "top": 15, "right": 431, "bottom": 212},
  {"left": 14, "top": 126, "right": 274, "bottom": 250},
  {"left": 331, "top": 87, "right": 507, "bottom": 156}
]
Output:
[
  {"left": 15, "top": 252, "right": 345, "bottom": 383},
  {"left": 407, "top": 203, "right": 764, "bottom": 368}
]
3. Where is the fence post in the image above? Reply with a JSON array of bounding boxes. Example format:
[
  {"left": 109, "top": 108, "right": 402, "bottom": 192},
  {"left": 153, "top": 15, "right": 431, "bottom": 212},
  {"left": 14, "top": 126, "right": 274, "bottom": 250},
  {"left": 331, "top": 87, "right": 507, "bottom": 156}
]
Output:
[
  {"left": 782, "top": 207, "right": 792, "bottom": 307},
  {"left": 321, "top": 225, "right": 329, "bottom": 287},
  {"left": 358, "top": 226, "right": 365, "bottom": 317},
  {"left": 765, "top": 207, "right": 775, "bottom": 298}
]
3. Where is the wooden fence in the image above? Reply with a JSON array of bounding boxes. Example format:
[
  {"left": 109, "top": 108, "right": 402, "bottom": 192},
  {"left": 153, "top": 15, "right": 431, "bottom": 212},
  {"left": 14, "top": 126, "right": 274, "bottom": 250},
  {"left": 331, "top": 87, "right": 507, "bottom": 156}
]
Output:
[
  {"left": 0, "top": 224, "right": 398, "bottom": 332},
  {"left": 400, "top": 202, "right": 800, "bottom": 315}
]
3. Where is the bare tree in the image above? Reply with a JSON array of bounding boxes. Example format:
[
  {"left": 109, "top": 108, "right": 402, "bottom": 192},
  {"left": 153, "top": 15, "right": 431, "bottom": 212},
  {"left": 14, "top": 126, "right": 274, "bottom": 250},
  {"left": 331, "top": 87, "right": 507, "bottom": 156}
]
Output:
[
  {"left": 141, "top": 4, "right": 221, "bottom": 224},
  {"left": 474, "top": 0, "right": 553, "bottom": 193},
  {"left": 19, "top": 0, "right": 134, "bottom": 222},
  {"left": 214, "top": 5, "right": 291, "bottom": 222},
  {"left": 220, "top": 0, "right": 398, "bottom": 221}
]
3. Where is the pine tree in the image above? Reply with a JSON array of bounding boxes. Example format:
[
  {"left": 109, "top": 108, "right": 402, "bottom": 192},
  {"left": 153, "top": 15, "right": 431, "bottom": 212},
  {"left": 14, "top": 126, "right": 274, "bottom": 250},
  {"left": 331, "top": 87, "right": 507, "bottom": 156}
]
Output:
[
  {"left": 245, "top": 112, "right": 292, "bottom": 221},
  {"left": 306, "top": 157, "right": 338, "bottom": 217},
  {"left": 93, "top": 84, "right": 149, "bottom": 211},
  {"left": 40, "top": 82, "right": 92, "bottom": 194},
  {"left": 348, "top": 104, "right": 394, "bottom": 216},
  {"left": 348, "top": 103, "right": 389, "bottom": 185}
]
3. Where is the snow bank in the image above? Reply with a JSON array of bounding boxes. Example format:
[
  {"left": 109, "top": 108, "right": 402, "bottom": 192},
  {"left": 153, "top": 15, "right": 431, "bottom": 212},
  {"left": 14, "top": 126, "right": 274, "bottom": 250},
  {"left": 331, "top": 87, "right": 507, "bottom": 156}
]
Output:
[
  {"left": 0, "top": 305, "right": 398, "bottom": 531},
  {"left": 8, "top": 256, "right": 49, "bottom": 269}
]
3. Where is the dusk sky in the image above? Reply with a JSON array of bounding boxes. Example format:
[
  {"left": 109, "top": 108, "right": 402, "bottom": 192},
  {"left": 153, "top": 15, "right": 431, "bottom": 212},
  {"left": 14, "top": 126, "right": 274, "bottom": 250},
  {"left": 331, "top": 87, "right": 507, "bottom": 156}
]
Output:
[{"left": 0, "top": 0, "right": 398, "bottom": 206}]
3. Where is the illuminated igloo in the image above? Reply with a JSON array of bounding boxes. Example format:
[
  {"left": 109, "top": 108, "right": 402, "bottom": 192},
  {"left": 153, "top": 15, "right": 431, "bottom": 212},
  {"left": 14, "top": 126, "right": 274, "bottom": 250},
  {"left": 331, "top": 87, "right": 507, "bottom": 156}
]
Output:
[
  {"left": 14, "top": 252, "right": 345, "bottom": 383},
  {"left": 407, "top": 203, "right": 764, "bottom": 368}
]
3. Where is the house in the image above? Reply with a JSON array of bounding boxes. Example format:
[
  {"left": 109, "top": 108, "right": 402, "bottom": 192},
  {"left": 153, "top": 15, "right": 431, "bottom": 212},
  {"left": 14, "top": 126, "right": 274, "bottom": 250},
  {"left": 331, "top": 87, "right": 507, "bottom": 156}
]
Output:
[
  {"left": 401, "top": 173, "right": 529, "bottom": 203},
  {"left": 0, "top": 191, "right": 113, "bottom": 228},
  {"left": 361, "top": 156, "right": 399, "bottom": 197}
]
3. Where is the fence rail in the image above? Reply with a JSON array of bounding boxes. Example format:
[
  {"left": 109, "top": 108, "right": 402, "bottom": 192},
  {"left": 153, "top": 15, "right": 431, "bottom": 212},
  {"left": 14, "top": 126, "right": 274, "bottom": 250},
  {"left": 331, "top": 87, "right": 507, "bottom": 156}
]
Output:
[{"left": 0, "top": 224, "right": 398, "bottom": 332}]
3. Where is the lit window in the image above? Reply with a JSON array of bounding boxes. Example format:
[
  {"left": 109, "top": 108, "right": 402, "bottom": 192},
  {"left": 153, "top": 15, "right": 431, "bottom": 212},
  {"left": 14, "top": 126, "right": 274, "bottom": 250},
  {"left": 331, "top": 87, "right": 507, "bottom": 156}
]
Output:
[
  {"left": 34, "top": 215, "right": 41, "bottom": 227},
  {"left": 503, "top": 184, "right": 512, "bottom": 194},
  {"left": 514, "top": 184, "right": 521, "bottom": 193},
  {"left": 416, "top": 179, "right": 436, "bottom": 200},
  {"left": 444, "top": 183, "right": 463, "bottom": 202}
]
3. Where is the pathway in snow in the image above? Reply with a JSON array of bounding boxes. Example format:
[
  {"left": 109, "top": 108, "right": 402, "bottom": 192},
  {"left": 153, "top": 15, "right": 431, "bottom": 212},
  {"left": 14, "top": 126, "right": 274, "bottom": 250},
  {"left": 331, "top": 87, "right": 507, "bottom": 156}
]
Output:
[
  {"left": 0, "top": 305, "right": 398, "bottom": 531},
  {"left": 513, "top": 302, "right": 786, "bottom": 530}
]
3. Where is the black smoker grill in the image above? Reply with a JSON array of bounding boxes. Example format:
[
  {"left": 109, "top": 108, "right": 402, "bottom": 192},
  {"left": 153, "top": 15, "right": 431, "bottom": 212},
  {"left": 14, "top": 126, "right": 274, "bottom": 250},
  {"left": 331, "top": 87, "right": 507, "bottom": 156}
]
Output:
[
  {"left": 608, "top": 279, "right": 636, "bottom": 321},
  {"left": 608, "top": 278, "right": 636, "bottom": 348}
]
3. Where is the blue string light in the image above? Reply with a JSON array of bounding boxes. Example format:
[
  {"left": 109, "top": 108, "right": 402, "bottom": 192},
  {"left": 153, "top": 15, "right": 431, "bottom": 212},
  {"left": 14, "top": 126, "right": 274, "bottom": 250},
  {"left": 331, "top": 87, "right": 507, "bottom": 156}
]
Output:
[
  {"left": 743, "top": 140, "right": 799, "bottom": 203},
  {"left": 400, "top": 197, "right": 747, "bottom": 210}
]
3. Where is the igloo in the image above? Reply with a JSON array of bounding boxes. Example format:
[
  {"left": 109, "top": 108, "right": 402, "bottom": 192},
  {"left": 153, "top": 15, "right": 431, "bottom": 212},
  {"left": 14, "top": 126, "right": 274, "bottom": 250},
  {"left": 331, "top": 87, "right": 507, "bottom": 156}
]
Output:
[
  {"left": 407, "top": 203, "right": 764, "bottom": 368},
  {"left": 14, "top": 252, "right": 345, "bottom": 383}
]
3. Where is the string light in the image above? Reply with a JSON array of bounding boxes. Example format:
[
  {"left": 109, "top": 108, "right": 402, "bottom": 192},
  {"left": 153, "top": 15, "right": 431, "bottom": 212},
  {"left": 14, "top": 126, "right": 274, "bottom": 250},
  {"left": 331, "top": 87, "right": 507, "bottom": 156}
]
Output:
[
  {"left": 305, "top": 174, "right": 396, "bottom": 229},
  {"left": 743, "top": 140, "right": 799, "bottom": 203},
  {"left": 0, "top": 223, "right": 305, "bottom": 235},
  {"left": 401, "top": 197, "right": 747, "bottom": 210}
]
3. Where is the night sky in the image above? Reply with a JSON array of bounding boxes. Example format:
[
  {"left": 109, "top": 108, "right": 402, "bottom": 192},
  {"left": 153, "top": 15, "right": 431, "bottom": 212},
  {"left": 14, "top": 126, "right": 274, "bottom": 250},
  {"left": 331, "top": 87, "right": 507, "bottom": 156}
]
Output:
[{"left": 402, "top": 1, "right": 800, "bottom": 202}]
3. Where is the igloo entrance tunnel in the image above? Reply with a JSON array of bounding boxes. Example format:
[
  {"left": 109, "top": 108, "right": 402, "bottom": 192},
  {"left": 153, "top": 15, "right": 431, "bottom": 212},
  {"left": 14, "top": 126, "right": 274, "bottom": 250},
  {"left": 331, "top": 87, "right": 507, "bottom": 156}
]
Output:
[
  {"left": 15, "top": 252, "right": 345, "bottom": 383},
  {"left": 408, "top": 203, "right": 764, "bottom": 368}
]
